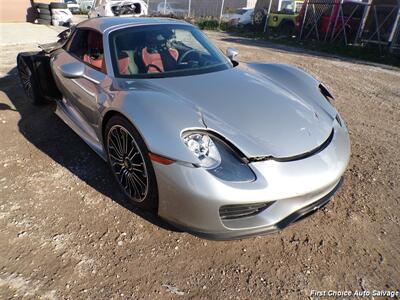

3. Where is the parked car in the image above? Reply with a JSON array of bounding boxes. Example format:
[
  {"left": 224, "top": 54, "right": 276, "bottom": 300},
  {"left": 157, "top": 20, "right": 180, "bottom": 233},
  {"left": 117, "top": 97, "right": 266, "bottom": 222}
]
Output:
[
  {"left": 88, "top": 0, "right": 148, "bottom": 18},
  {"left": 253, "top": 0, "right": 304, "bottom": 34},
  {"left": 222, "top": 7, "right": 254, "bottom": 27},
  {"left": 295, "top": 0, "right": 366, "bottom": 38},
  {"left": 17, "top": 17, "right": 350, "bottom": 240},
  {"left": 79, "top": 0, "right": 95, "bottom": 13},
  {"left": 156, "top": 2, "right": 188, "bottom": 16},
  {"left": 64, "top": 0, "right": 80, "bottom": 14}
]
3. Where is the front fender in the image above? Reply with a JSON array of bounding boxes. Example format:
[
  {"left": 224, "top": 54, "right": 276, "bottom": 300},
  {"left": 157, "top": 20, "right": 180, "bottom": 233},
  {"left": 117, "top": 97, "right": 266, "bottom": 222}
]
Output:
[
  {"left": 102, "top": 89, "right": 205, "bottom": 164},
  {"left": 246, "top": 63, "right": 338, "bottom": 118}
]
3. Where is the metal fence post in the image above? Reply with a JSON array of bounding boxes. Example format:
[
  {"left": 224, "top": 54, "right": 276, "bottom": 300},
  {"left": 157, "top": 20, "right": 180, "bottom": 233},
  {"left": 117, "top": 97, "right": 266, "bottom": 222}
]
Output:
[
  {"left": 325, "top": 2, "right": 335, "bottom": 42},
  {"left": 330, "top": 0, "right": 343, "bottom": 41},
  {"left": 219, "top": 0, "right": 225, "bottom": 24},
  {"left": 263, "top": 0, "right": 273, "bottom": 34},
  {"left": 388, "top": 3, "right": 400, "bottom": 51},
  {"left": 355, "top": 0, "right": 372, "bottom": 44},
  {"left": 373, "top": 6, "right": 383, "bottom": 54},
  {"left": 299, "top": 0, "right": 309, "bottom": 40},
  {"left": 188, "top": 0, "right": 191, "bottom": 17},
  {"left": 163, "top": 0, "right": 167, "bottom": 14}
]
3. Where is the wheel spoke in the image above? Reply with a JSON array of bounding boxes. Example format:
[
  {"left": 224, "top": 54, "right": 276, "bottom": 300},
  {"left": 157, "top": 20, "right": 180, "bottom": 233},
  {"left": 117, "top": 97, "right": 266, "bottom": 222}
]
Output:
[
  {"left": 111, "top": 130, "right": 124, "bottom": 156},
  {"left": 109, "top": 137, "right": 123, "bottom": 157},
  {"left": 128, "top": 151, "right": 139, "bottom": 161},
  {"left": 127, "top": 174, "right": 140, "bottom": 198},
  {"left": 110, "top": 153, "right": 123, "bottom": 163},
  {"left": 131, "top": 171, "right": 146, "bottom": 189}
]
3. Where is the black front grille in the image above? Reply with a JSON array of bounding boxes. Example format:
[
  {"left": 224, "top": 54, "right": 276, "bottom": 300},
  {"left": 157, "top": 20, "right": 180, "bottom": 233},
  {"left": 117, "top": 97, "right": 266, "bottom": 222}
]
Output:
[{"left": 219, "top": 202, "right": 275, "bottom": 220}]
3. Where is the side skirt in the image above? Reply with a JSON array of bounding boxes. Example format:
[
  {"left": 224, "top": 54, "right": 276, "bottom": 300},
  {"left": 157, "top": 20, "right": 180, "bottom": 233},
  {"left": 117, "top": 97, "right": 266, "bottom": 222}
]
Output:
[{"left": 55, "top": 100, "right": 107, "bottom": 161}]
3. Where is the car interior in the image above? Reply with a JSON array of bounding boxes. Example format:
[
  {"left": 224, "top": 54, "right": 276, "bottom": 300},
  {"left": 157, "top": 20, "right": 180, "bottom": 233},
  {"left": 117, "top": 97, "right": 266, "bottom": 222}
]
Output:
[
  {"left": 111, "top": 28, "right": 222, "bottom": 76},
  {"left": 67, "top": 29, "right": 107, "bottom": 73}
]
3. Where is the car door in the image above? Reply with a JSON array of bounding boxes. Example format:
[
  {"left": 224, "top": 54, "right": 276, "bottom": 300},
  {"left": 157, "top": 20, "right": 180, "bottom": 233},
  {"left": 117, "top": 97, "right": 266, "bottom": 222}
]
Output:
[{"left": 52, "top": 28, "right": 108, "bottom": 140}]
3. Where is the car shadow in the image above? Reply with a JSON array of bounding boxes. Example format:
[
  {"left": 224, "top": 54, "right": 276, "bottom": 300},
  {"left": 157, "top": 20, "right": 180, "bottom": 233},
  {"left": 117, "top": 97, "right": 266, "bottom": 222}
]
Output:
[{"left": 0, "top": 66, "right": 179, "bottom": 233}]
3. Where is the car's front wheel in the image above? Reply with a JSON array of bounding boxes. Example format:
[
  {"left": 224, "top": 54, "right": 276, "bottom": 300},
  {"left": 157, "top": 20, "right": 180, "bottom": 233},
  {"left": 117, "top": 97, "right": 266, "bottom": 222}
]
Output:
[{"left": 105, "top": 115, "right": 158, "bottom": 211}]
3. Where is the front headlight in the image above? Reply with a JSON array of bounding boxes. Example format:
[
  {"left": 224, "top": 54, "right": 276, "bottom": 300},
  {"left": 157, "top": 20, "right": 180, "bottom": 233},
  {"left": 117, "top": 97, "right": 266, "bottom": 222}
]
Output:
[
  {"left": 182, "top": 132, "right": 256, "bottom": 182},
  {"left": 183, "top": 133, "right": 221, "bottom": 169}
]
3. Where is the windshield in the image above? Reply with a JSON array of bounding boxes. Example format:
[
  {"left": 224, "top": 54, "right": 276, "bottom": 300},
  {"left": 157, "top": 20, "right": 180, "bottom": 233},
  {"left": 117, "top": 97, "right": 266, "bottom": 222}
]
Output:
[
  {"left": 280, "top": 1, "right": 295, "bottom": 12},
  {"left": 109, "top": 24, "right": 232, "bottom": 78}
]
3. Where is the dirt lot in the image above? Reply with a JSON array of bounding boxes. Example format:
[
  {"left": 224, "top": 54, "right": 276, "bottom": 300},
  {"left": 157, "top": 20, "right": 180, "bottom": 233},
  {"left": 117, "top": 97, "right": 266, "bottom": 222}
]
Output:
[{"left": 0, "top": 29, "right": 399, "bottom": 299}]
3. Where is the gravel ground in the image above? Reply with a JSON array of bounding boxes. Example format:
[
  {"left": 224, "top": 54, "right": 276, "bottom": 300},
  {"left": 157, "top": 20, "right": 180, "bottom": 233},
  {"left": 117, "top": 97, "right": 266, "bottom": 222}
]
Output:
[{"left": 0, "top": 30, "right": 399, "bottom": 299}]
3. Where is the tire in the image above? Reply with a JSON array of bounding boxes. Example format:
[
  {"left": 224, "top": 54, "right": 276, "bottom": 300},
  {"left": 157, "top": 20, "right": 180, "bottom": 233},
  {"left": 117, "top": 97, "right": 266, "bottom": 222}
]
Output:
[
  {"left": 50, "top": 2, "right": 68, "bottom": 9},
  {"left": 34, "top": 3, "right": 49, "bottom": 9},
  {"left": 37, "top": 18, "right": 52, "bottom": 25},
  {"left": 37, "top": 8, "right": 51, "bottom": 15},
  {"left": 253, "top": 9, "right": 266, "bottom": 31},
  {"left": 38, "top": 13, "right": 52, "bottom": 20},
  {"left": 105, "top": 115, "right": 158, "bottom": 211},
  {"left": 17, "top": 55, "right": 46, "bottom": 105}
]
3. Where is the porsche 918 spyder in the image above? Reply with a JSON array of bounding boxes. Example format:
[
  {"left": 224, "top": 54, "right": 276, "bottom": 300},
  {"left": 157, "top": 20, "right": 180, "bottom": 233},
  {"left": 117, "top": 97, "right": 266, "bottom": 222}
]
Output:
[{"left": 17, "top": 17, "right": 350, "bottom": 239}]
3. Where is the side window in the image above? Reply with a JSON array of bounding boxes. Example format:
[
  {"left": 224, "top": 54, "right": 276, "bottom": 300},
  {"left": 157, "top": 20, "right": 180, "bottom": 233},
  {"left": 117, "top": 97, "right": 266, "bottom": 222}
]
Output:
[
  {"left": 67, "top": 29, "right": 106, "bottom": 73},
  {"left": 67, "top": 29, "right": 89, "bottom": 59}
]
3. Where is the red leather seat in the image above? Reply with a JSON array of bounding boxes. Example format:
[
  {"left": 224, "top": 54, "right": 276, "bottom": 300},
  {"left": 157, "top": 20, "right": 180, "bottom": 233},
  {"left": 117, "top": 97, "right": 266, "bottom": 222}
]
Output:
[
  {"left": 141, "top": 47, "right": 179, "bottom": 73},
  {"left": 83, "top": 31, "right": 104, "bottom": 71},
  {"left": 118, "top": 52, "right": 131, "bottom": 75}
]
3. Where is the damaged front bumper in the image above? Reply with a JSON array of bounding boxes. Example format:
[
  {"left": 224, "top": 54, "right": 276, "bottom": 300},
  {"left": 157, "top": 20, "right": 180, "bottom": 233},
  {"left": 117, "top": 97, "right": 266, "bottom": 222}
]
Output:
[{"left": 153, "top": 118, "right": 350, "bottom": 240}]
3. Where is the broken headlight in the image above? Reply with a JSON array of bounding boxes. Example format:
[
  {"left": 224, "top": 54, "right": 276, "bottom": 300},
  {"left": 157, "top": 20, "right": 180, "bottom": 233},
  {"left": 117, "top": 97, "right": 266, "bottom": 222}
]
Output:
[{"left": 183, "top": 132, "right": 256, "bottom": 182}]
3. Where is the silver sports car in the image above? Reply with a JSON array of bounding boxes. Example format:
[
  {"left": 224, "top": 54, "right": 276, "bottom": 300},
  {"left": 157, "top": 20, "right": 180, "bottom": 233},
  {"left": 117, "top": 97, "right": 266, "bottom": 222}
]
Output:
[{"left": 17, "top": 17, "right": 350, "bottom": 240}]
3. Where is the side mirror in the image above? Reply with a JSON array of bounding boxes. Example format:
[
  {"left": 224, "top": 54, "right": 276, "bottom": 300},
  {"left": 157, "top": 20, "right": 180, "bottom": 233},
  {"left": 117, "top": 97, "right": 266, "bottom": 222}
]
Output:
[
  {"left": 58, "top": 62, "right": 100, "bottom": 84},
  {"left": 226, "top": 47, "right": 239, "bottom": 61},
  {"left": 59, "top": 62, "right": 85, "bottom": 79}
]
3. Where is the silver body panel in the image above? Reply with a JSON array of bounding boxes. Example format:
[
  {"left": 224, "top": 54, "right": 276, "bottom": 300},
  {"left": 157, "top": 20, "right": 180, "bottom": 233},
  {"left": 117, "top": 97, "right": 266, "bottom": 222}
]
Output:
[
  {"left": 155, "top": 119, "right": 349, "bottom": 238},
  {"left": 49, "top": 17, "right": 351, "bottom": 239}
]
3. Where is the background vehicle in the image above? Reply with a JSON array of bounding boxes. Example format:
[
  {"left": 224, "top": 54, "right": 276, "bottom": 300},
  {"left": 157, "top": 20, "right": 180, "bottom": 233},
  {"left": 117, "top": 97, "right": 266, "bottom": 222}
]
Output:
[
  {"left": 253, "top": 0, "right": 304, "bottom": 34},
  {"left": 156, "top": 2, "right": 188, "bottom": 16},
  {"left": 222, "top": 7, "right": 255, "bottom": 27},
  {"left": 88, "top": 0, "right": 148, "bottom": 18},
  {"left": 64, "top": 0, "right": 81, "bottom": 14}
]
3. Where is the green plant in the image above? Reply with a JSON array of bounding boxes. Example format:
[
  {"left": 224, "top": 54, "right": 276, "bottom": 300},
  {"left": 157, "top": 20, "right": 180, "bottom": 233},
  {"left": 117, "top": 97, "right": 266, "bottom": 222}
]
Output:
[{"left": 197, "top": 18, "right": 220, "bottom": 30}]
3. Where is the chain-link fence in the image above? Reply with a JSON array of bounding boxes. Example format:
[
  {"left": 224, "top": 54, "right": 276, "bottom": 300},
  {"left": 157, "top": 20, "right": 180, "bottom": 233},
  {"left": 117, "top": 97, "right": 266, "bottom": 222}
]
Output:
[
  {"left": 145, "top": 0, "right": 256, "bottom": 19},
  {"left": 298, "top": 0, "right": 367, "bottom": 44},
  {"left": 391, "top": 19, "right": 400, "bottom": 53},
  {"left": 297, "top": 0, "right": 400, "bottom": 51}
]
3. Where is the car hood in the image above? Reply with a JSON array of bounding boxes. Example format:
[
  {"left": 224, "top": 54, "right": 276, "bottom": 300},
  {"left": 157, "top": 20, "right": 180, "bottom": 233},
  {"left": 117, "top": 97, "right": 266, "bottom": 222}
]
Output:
[{"left": 121, "top": 65, "right": 335, "bottom": 159}]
